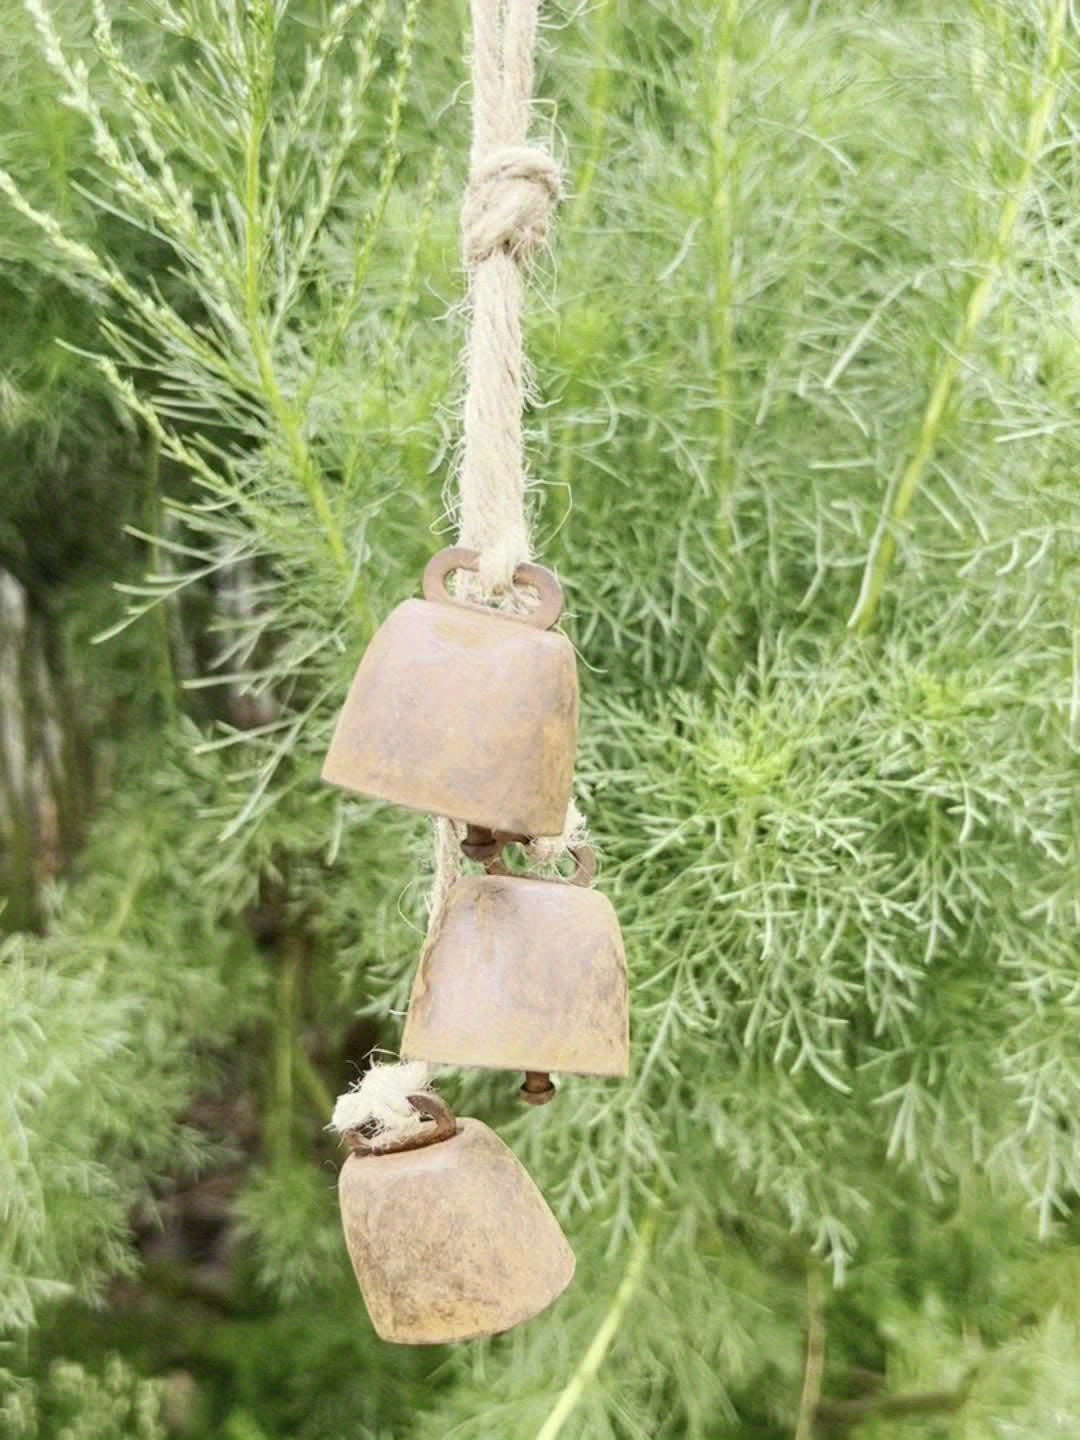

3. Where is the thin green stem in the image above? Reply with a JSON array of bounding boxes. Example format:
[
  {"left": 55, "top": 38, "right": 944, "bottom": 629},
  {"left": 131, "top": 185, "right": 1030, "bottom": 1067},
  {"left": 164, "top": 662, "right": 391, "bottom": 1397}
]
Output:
[
  {"left": 240, "top": 6, "right": 348, "bottom": 575},
  {"left": 848, "top": 0, "right": 1069, "bottom": 633},
  {"left": 271, "top": 940, "right": 301, "bottom": 1169},
  {"left": 705, "top": 0, "right": 738, "bottom": 562},
  {"left": 569, "top": 0, "right": 616, "bottom": 228},
  {"left": 794, "top": 1260, "right": 826, "bottom": 1440},
  {"left": 0, "top": 627, "right": 37, "bottom": 932},
  {"left": 293, "top": 1038, "right": 334, "bottom": 1122},
  {"left": 143, "top": 431, "right": 176, "bottom": 717},
  {"left": 103, "top": 852, "right": 149, "bottom": 940},
  {"left": 534, "top": 1206, "right": 658, "bottom": 1440},
  {"left": 307, "top": 0, "right": 417, "bottom": 395},
  {"left": 816, "top": 1374, "right": 976, "bottom": 1431}
]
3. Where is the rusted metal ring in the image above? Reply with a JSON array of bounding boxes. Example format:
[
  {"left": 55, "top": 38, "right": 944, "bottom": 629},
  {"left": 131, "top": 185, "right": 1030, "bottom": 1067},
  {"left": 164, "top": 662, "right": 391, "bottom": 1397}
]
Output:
[
  {"left": 566, "top": 845, "right": 597, "bottom": 887},
  {"left": 462, "top": 832, "right": 597, "bottom": 885},
  {"left": 461, "top": 824, "right": 533, "bottom": 869},
  {"left": 344, "top": 1092, "right": 459, "bottom": 1157},
  {"left": 422, "top": 546, "right": 564, "bottom": 630}
]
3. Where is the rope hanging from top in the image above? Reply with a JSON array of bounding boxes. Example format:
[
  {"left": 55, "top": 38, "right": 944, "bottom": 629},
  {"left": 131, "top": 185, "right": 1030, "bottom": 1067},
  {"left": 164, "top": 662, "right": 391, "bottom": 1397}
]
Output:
[
  {"left": 456, "top": 0, "right": 560, "bottom": 597},
  {"left": 332, "top": 0, "right": 564, "bottom": 1142}
]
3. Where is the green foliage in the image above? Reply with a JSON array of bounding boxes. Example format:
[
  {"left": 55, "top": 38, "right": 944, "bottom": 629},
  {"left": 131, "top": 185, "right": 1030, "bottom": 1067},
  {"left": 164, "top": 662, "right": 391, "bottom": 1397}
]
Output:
[
  {"left": 1, "top": 0, "right": 1079, "bottom": 1437},
  {"left": 0, "top": 1356, "right": 165, "bottom": 1440},
  {"left": 232, "top": 1165, "right": 345, "bottom": 1304},
  {"left": 0, "top": 744, "right": 265, "bottom": 1333},
  {"left": 0, "top": 2, "right": 143, "bottom": 592}
]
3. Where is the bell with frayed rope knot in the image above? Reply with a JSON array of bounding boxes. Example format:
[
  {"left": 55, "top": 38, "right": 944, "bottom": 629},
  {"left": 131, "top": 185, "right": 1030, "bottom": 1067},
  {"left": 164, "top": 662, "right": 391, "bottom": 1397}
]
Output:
[{"left": 335, "top": 1090, "right": 574, "bottom": 1344}]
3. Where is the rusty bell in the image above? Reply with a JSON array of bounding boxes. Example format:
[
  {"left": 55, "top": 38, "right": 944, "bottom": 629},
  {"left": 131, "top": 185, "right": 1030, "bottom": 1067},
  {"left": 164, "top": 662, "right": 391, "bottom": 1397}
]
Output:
[
  {"left": 338, "top": 1094, "right": 575, "bottom": 1344},
  {"left": 322, "top": 547, "right": 578, "bottom": 836},
  {"left": 401, "top": 845, "right": 630, "bottom": 1083}
]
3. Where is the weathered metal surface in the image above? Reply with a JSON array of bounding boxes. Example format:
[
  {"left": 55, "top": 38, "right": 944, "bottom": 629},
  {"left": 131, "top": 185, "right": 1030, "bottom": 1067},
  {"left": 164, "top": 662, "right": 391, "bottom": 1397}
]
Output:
[
  {"left": 321, "top": 549, "right": 578, "bottom": 836},
  {"left": 338, "top": 1112, "right": 575, "bottom": 1344},
  {"left": 401, "top": 866, "right": 630, "bottom": 1078}
]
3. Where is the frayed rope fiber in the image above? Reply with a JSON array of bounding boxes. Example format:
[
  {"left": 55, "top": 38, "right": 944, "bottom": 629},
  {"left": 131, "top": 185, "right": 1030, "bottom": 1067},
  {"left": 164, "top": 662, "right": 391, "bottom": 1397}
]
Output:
[
  {"left": 330, "top": 1061, "right": 437, "bottom": 1149},
  {"left": 456, "top": 0, "right": 557, "bottom": 598}
]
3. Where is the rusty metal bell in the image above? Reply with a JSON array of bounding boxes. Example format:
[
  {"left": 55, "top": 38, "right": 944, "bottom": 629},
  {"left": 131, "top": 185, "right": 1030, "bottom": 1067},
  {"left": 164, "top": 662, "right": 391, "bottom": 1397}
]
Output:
[
  {"left": 338, "top": 1094, "right": 575, "bottom": 1344},
  {"left": 322, "top": 547, "right": 578, "bottom": 836},
  {"left": 401, "top": 845, "right": 630, "bottom": 1083}
]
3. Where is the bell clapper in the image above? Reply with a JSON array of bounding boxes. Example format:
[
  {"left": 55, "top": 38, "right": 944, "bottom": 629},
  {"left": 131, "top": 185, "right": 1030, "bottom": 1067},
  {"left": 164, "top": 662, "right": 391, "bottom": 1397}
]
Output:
[
  {"left": 460, "top": 823, "right": 502, "bottom": 867},
  {"left": 520, "top": 1071, "right": 556, "bottom": 1105}
]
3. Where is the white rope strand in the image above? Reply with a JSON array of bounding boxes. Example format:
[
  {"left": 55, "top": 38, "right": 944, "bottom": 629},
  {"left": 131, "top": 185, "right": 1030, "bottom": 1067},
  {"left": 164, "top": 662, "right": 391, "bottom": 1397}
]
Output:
[
  {"left": 419, "top": 0, "right": 563, "bottom": 974},
  {"left": 330, "top": 1060, "right": 436, "bottom": 1149},
  {"left": 457, "top": 0, "right": 559, "bottom": 596}
]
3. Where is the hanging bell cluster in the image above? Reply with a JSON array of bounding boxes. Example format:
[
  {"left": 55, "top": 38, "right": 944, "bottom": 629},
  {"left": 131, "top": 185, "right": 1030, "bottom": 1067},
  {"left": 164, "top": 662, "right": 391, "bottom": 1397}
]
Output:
[{"left": 323, "top": 547, "right": 629, "bottom": 1343}]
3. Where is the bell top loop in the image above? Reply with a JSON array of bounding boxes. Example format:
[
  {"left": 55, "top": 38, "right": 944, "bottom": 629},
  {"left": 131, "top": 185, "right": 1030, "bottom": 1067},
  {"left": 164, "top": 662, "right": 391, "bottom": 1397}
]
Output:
[
  {"left": 565, "top": 846, "right": 597, "bottom": 887},
  {"left": 422, "top": 546, "right": 564, "bottom": 631},
  {"left": 344, "top": 1092, "right": 459, "bottom": 1158},
  {"left": 460, "top": 826, "right": 597, "bottom": 887}
]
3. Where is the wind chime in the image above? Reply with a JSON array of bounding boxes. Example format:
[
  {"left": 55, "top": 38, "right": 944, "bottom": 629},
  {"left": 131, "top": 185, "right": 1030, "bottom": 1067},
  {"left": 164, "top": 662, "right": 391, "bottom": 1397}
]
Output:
[{"left": 324, "top": 0, "right": 629, "bottom": 1345}]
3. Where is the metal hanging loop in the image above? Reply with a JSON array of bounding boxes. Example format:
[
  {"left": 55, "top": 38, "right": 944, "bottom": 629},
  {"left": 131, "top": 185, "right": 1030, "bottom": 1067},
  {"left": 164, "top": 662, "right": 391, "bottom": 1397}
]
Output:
[
  {"left": 423, "top": 546, "right": 565, "bottom": 630},
  {"left": 342, "top": 1092, "right": 459, "bottom": 1157}
]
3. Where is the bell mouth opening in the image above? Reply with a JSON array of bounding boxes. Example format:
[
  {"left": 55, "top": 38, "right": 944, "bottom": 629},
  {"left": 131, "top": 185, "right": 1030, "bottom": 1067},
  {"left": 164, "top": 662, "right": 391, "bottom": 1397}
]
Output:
[
  {"left": 343, "top": 1092, "right": 460, "bottom": 1157},
  {"left": 398, "top": 1047, "right": 631, "bottom": 1084}
]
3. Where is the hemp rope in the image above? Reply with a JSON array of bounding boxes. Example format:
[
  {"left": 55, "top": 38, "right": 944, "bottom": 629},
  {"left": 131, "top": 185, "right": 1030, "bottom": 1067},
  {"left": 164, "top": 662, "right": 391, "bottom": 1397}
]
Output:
[
  {"left": 332, "top": 0, "right": 581, "bottom": 1142},
  {"left": 457, "top": 0, "right": 557, "bottom": 597}
]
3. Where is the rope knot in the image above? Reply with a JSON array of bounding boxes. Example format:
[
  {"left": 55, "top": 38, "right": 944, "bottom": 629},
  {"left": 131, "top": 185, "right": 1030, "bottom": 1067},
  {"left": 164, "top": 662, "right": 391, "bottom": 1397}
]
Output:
[{"left": 463, "top": 144, "right": 561, "bottom": 264}]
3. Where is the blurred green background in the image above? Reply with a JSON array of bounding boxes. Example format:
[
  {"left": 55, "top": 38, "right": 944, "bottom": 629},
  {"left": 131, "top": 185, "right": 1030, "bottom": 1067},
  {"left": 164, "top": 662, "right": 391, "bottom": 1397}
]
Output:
[{"left": 2, "top": 1, "right": 1079, "bottom": 1436}]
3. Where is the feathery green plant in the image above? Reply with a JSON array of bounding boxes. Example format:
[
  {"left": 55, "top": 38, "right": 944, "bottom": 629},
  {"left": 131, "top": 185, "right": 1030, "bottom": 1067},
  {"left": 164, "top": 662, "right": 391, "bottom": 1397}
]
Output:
[
  {"left": 0, "top": 1355, "right": 165, "bottom": 1440},
  {"left": 2, "top": 0, "right": 1079, "bottom": 1436}
]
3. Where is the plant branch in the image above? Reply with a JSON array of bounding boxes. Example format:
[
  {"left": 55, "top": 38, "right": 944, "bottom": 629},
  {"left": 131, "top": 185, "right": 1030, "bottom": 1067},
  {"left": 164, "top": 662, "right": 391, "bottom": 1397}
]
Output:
[
  {"left": 848, "top": 0, "right": 1070, "bottom": 633},
  {"left": 270, "top": 938, "right": 301, "bottom": 1169},
  {"left": 568, "top": 0, "right": 616, "bottom": 227},
  {"left": 293, "top": 1038, "right": 335, "bottom": 1122},
  {"left": 534, "top": 1205, "right": 658, "bottom": 1440},
  {"left": 705, "top": 0, "right": 739, "bottom": 553},
  {"left": 816, "top": 1369, "right": 977, "bottom": 1436},
  {"left": 794, "top": 1259, "right": 826, "bottom": 1440},
  {"left": 240, "top": 1, "right": 348, "bottom": 576}
]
